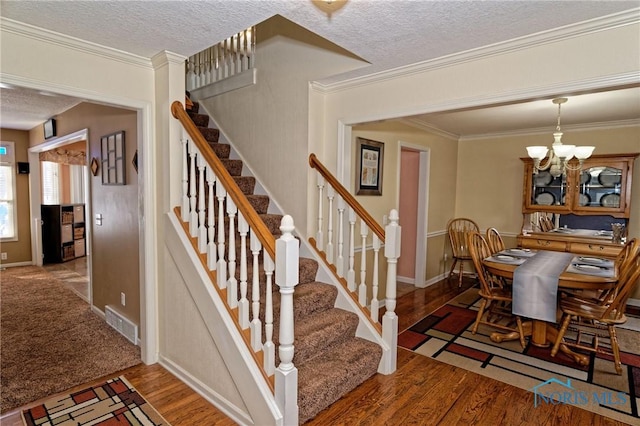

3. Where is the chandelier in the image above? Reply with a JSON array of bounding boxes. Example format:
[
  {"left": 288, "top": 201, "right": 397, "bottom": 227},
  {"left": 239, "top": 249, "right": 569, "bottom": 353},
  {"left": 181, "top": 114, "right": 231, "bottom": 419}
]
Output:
[{"left": 526, "top": 98, "right": 594, "bottom": 177}]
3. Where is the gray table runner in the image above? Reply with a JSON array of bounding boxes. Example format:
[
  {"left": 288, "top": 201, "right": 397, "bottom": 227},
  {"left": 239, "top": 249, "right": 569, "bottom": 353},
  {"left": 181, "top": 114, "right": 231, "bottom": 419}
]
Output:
[{"left": 512, "top": 251, "right": 574, "bottom": 323}]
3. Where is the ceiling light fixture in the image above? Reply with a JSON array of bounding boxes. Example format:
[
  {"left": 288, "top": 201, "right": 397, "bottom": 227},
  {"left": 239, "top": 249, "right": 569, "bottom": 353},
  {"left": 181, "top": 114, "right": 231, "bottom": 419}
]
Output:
[{"left": 526, "top": 97, "right": 595, "bottom": 177}]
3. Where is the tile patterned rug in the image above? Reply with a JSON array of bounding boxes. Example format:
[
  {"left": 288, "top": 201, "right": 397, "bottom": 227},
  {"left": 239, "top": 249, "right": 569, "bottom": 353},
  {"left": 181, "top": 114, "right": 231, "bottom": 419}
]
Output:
[
  {"left": 21, "top": 376, "right": 169, "bottom": 426},
  {"left": 399, "top": 288, "right": 640, "bottom": 425}
]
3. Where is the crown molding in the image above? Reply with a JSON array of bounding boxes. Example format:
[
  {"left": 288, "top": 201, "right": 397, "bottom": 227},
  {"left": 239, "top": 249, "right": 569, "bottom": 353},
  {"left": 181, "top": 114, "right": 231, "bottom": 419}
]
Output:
[
  {"left": 398, "top": 118, "right": 459, "bottom": 141},
  {"left": 1, "top": 17, "right": 153, "bottom": 69},
  {"left": 312, "top": 8, "right": 640, "bottom": 94},
  {"left": 458, "top": 118, "right": 640, "bottom": 141}
]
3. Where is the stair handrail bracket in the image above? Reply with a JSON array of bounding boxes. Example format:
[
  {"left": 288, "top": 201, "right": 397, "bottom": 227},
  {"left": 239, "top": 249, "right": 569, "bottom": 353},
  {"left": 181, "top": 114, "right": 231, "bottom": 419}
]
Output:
[{"left": 309, "top": 153, "right": 400, "bottom": 374}]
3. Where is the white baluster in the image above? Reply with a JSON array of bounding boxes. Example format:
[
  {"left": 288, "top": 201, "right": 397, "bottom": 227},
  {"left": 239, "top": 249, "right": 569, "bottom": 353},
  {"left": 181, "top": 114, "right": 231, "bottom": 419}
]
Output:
[
  {"left": 316, "top": 174, "right": 324, "bottom": 250},
  {"left": 347, "top": 207, "right": 356, "bottom": 292},
  {"left": 238, "top": 212, "right": 249, "bottom": 328},
  {"left": 263, "top": 250, "right": 275, "bottom": 375},
  {"left": 206, "top": 168, "right": 217, "bottom": 270},
  {"left": 326, "top": 185, "right": 335, "bottom": 263},
  {"left": 186, "top": 58, "right": 196, "bottom": 92},
  {"left": 371, "top": 234, "right": 380, "bottom": 323},
  {"left": 227, "top": 197, "right": 238, "bottom": 309},
  {"left": 181, "top": 136, "right": 189, "bottom": 222},
  {"left": 250, "top": 231, "right": 262, "bottom": 349},
  {"left": 336, "top": 195, "right": 345, "bottom": 277},
  {"left": 188, "top": 145, "right": 198, "bottom": 237},
  {"left": 216, "top": 183, "right": 227, "bottom": 289},
  {"left": 359, "top": 221, "right": 369, "bottom": 306},
  {"left": 381, "top": 209, "right": 401, "bottom": 374},
  {"left": 275, "top": 215, "right": 299, "bottom": 426},
  {"left": 197, "top": 155, "right": 207, "bottom": 253},
  {"left": 246, "top": 231, "right": 261, "bottom": 329}
]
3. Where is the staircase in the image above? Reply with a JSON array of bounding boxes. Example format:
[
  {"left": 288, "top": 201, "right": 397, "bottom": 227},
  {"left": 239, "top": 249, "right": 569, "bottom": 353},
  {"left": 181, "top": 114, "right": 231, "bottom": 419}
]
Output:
[{"left": 183, "top": 101, "right": 383, "bottom": 423}]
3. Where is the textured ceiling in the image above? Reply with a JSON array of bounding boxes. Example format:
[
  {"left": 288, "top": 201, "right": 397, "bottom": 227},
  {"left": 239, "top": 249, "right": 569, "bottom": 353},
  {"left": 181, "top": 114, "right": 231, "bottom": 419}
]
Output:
[{"left": 1, "top": 1, "right": 639, "bottom": 134}]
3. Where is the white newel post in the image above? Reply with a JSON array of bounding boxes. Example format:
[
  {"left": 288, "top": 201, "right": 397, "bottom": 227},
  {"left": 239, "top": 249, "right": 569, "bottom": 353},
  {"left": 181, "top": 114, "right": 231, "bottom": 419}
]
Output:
[
  {"left": 381, "top": 209, "right": 400, "bottom": 374},
  {"left": 275, "top": 215, "right": 299, "bottom": 426}
]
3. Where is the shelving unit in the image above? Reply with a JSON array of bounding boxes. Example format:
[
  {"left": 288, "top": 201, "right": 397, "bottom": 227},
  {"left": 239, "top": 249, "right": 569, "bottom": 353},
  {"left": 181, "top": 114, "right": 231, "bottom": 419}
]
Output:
[{"left": 41, "top": 204, "right": 86, "bottom": 264}]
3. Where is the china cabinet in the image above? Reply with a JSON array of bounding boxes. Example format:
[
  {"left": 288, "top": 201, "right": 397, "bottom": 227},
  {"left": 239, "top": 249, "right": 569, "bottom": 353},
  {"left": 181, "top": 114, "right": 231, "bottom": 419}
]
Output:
[
  {"left": 522, "top": 153, "right": 637, "bottom": 218},
  {"left": 518, "top": 153, "right": 637, "bottom": 257}
]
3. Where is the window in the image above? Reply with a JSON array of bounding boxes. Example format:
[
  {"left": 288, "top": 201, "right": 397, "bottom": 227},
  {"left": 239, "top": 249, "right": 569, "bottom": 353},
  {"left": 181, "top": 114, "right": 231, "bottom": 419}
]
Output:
[
  {"left": 0, "top": 142, "right": 17, "bottom": 241},
  {"left": 41, "top": 161, "right": 60, "bottom": 205}
]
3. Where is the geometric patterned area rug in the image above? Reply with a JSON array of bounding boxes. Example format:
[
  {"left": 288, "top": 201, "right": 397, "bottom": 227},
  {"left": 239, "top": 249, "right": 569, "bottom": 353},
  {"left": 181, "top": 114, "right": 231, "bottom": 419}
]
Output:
[
  {"left": 21, "top": 377, "right": 170, "bottom": 426},
  {"left": 399, "top": 288, "right": 640, "bottom": 425}
]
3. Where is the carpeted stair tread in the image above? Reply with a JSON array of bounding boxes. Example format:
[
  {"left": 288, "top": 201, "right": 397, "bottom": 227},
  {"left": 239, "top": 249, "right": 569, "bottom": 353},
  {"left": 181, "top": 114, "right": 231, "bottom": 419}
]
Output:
[
  {"left": 233, "top": 176, "right": 256, "bottom": 195},
  {"left": 220, "top": 159, "right": 243, "bottom": 176},
  {"left": 199, "top": 127, "right": 220, "bottom": 143},
  {"left": 297, "top": 337, "right": 382, "bottom": 424},
  {"left": 241, "top": 257, "right": 319, "bottom": 288},
  {"left": 189, "top": 101, "right": 200, "bottom": 113},
  {"left": 207, "top": 142, "right": 230, "bottom": 159},
  {"left": 188, "top": 112, "right": 210, "bottom": 127},
  {"left": 289, "top": 308, "right": 358, "bottom": 366},
  {"left": 246, "top": 195, "right": 270, "bottom": 214}
]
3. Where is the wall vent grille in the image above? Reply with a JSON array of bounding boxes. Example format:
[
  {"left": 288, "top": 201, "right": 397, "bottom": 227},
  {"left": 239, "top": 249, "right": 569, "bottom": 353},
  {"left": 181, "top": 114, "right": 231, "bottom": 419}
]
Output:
[{"left": 105, "top": 305, "right": 138, "bottom": 345}]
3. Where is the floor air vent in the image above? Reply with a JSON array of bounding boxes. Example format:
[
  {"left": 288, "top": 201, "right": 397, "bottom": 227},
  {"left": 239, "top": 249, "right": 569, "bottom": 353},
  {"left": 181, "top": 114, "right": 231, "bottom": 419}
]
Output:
[{"left": 105, "top": 305, "right": 138, "bottom": 344}]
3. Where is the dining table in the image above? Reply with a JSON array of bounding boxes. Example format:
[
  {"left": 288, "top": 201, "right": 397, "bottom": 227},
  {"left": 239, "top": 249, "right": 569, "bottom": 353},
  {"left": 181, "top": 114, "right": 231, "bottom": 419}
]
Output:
[{"left": 482, "top": 248, "right": 617, "bottom": 366}]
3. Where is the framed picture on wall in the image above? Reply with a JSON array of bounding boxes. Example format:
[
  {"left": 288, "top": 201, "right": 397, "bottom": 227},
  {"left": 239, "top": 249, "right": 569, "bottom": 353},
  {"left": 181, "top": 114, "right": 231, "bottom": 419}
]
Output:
[
  {"left": 355, "top": 137, "right": 384, "bottom": 195},
  {"left": 100, "top": 131, "right": 126, "bottom": 185},
  {"left": 43, "top": 118, "right": 56, "bottom": 139}
]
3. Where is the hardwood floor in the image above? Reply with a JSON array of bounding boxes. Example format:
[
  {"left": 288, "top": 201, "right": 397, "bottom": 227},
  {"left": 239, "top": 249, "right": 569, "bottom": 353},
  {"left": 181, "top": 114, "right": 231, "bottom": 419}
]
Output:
[{"left": 1, "top": 275, "right": 626, "bottom": 425}]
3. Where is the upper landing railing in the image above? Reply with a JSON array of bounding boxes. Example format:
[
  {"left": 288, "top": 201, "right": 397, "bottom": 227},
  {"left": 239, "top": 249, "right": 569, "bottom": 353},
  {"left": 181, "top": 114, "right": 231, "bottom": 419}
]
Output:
[{"left": 186, "top": 26, "right": 255, "bottom": 92}]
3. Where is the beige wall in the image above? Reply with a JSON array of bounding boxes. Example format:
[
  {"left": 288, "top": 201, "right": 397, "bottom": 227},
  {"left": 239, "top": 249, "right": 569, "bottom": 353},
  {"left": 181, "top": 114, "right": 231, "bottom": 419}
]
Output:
[
  {"left": 0, "top": 128, "right": 32, "bottom": 264},
  {"left": 352, "top": 121, "right": 458, "bottom": 283},
  {"left": 29, "top": 103, "right": 141, "bottom": 326}
]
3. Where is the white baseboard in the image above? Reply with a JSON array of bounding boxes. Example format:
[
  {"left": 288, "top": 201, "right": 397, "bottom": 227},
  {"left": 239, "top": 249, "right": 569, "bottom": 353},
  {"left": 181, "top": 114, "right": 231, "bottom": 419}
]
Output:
[
  {"left": 627, "top": 298, "right": 640, "bottom": 307},
  {"left": 0, "top": 261, "right": 34, "bottom": 268},
  {"left": 397, "top": 275, "right": 415, "bottom": 284},
  {"left": 159, "top": 355, "right": 252, "bottom": 425}
]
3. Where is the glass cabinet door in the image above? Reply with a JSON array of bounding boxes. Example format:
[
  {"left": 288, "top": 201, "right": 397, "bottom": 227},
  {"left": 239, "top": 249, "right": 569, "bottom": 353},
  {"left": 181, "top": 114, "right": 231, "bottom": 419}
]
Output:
[
  {"left": 523, "top": 161, "right": 571, "bottom": 213},
  {"left": 574, "top": 161, "right": 627, "bottom": 214}
]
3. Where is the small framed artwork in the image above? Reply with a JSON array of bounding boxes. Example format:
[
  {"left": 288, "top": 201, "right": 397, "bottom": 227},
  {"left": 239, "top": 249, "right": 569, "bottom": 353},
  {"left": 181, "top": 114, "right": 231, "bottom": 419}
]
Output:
[
  {"left": 90, "top": 157, "right": 99, "bottom": 176},
  {"left": 43, "top": 118, "right": 56, "bottom": 139},
  {"left": 100, "top": 131, "right": 126, "bottom": 185},
  {"left": 132, "top": 150, "right": 138, "bottom": 174},
  {"left": 355, "top": 137, "right": 384, "bottom": 195}
]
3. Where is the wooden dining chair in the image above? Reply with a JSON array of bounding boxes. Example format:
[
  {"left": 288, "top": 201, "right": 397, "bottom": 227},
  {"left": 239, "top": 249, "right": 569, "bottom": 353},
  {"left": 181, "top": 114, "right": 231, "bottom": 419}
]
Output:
[
  {"left": 486, "top": 227, "right": 505, "bottom": 254},
  {"left": 447, "top": 218, "right": 480, "bottom": 287},
  {"left": 551, "top": 245, "right": 640, "bottom": 374},
  {"left": 564, "top": 238, "right": 639, "bottom": 303},
  {"left": 467, "top": 231, "right": 526, "bottom": 348}
]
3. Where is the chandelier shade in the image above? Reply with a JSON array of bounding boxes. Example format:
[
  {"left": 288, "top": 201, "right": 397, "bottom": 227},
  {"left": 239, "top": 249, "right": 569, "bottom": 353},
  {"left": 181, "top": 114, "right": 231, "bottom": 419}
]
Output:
[{"left": 526, "top": 97, "right": 594, "bottom": 176}]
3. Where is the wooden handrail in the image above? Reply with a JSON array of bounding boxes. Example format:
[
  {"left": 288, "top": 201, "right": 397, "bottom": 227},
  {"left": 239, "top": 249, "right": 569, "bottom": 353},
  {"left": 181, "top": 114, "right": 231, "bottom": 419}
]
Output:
[
  {"left": 309, "top": 153, "right": 385, "bottom": 240},
  {"left": 172, "top": 101, "right": 276, "bottom": 260}
]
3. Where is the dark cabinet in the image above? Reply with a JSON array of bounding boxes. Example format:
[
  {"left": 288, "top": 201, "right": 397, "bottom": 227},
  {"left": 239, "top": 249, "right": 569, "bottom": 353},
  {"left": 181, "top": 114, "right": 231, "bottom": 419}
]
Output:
[{"left": 41, "top": 204, "right": 85, "bottom": 263}]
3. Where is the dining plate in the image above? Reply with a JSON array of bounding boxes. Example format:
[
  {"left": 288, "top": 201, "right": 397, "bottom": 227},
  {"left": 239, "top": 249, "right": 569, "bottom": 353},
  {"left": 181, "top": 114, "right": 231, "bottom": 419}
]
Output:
[
  {"left": 574, "top": 263, "right": 605, "bottom": 271},
  {"left": 535, "top": 191, "right": 555, "bottom": 206},
  {"left": 598, "top": 168, "right": 621, "bottom": 187},
  {"left": 534, "top": 171, "right": 553, "bottom": 186},
  {"left": 507, "top": 248, "right": 531, "bottom": 254},
  {"left": 600, "top": 193, "right": 620, "bottom": 208},
  {"left": 578, "top": 256, "right": 606, "bottom": 264},
  {"left": 579, "top": 171, "right": 591, "bottom": 185},
  {"left": 496, "top": 255, "right": 516, "bottom": 261},
  {"left": 578, "top": 193, "right": 590, "bottom": 207}
]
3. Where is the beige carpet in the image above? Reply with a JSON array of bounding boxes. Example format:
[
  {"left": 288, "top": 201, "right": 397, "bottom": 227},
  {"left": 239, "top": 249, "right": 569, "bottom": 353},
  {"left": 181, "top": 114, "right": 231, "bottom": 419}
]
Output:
[{"left": 0, "top": 265, "right": 141, "bottom": 414}]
